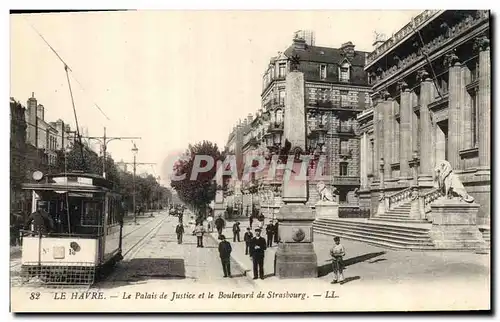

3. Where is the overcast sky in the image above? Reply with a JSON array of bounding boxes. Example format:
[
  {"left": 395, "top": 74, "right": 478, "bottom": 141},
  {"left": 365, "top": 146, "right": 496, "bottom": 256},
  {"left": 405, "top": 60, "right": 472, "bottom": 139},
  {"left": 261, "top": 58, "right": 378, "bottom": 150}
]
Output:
[{"left": 10, "top": 10, "right": 420, "bottom": 184}]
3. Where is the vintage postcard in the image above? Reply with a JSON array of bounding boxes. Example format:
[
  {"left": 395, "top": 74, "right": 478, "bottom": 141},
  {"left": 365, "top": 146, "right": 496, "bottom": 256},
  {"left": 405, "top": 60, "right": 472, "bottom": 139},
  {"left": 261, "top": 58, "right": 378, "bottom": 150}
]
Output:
[{"left": 9, "top": 9, "right": 491, "bottom": 312}]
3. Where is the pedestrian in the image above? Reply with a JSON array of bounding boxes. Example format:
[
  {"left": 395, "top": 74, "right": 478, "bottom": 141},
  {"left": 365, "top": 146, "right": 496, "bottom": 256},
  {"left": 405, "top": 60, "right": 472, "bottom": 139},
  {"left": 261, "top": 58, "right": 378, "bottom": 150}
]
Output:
[
  {"left": 266, "top": 221, "right": 274, "bottom": 247},
  {"left": 175, "top": 222, "right": 184, "bottom": 244},
  {"left": 330, "top": 236, "right": 346, "bottom": 283},
  {"left": 273, "top": 220, "right": 279, "bottom": 243},
  {"left": 250, "top": 228, "right": 267, "bottom": 280},
  {"left": 215, "top": 215, "right": 224, "bottom": 236},
  {"left": 232, "top": 222, "right": 241, "bottom": 242},
  {"left": 218, "top": 234, "right": 232, "bottom": 278},
  {"left": 244, "top": 227, "right": 253, "bottom": 256},
  {"left": 249, "top": 215, "right": 253, "bottom": 229},
  {"left": 194, "top": 223, "right": 205, "bottom": 247}
]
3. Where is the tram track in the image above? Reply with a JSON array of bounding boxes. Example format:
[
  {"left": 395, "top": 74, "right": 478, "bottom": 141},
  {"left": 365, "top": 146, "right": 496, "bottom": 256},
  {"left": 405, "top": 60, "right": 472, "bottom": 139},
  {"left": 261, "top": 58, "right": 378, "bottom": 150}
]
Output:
[{"left": 122, "top": 215, "right": 167, "bottom": 260}]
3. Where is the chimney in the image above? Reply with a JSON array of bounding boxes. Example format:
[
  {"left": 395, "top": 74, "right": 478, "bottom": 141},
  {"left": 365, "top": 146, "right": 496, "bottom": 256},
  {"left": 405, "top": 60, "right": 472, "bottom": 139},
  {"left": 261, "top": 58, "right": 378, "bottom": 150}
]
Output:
[
  {"left": 292, "top": 35, "right": 307, "bottom": 50},
  {"left": 37, "top": 104, "right": 44, "bottom": 121},
  {"left": 341, "top": 41, "right": 355, "bottom": 59}
]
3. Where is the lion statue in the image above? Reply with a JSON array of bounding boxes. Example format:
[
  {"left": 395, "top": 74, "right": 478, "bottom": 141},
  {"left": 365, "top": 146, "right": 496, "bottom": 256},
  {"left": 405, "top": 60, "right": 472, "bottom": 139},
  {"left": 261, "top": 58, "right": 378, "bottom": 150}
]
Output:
[
  {"left": 434, "top": 160, "right": 474, "bottom": 203},
  {"left": 317, "top": 181, "right": 336, "bottom": 202}
]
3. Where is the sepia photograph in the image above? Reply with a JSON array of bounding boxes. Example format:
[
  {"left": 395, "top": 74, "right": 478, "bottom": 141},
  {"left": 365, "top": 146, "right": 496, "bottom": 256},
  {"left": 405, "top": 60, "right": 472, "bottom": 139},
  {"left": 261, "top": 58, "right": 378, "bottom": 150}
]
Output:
[{"left": 8, "top": 8, "right": 491, "bottom": 312}]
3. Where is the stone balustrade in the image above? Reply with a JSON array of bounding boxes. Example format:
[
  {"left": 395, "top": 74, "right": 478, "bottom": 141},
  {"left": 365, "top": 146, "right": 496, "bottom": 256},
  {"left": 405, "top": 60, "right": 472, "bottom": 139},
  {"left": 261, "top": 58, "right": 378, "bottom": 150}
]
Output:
[
  {"left": 387, "top": 187, "right": 412, "bottom": 210},
  {"left": 423, "top": 188, "right": 443, "bottom": 214}
]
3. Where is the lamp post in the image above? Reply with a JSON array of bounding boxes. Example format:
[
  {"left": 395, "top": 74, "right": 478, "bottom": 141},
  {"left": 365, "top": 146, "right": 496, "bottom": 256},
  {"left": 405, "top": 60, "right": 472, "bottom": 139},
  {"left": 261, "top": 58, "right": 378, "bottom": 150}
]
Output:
[
  {"left": 132, "top": 143, "right": 138, "bottom": 225},
  {"left": 157, "top": 176, "right": 161, "bottom": 215}
]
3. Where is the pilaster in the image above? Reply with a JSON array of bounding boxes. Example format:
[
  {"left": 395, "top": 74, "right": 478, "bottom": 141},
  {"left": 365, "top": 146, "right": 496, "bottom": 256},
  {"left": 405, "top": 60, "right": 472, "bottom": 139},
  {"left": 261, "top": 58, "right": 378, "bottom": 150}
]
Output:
[
  {"left": 476, "top": 38, "right": 490, "bottom": 174},
  {"left": 447, "top": 59, "right": 462, "bottom": 170},
  {"left": 399, "top": 84, "right": 412, "bottom": 181},
  {"left": 418, "top": 71, "right": 434, "bottom": 185}
]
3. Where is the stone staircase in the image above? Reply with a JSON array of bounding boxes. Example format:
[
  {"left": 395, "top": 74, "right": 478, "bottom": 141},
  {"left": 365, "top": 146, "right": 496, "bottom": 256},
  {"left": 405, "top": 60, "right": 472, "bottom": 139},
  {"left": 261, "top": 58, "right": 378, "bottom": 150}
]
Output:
[
  {"left": 313, "top": 218, "right": 435, "bottom": 250},
  {"left": 479, "top": 228, "right": 490, "bottom": 245},
  {"left": 370, "top": 202, "right": 427, "bottom": 223}
]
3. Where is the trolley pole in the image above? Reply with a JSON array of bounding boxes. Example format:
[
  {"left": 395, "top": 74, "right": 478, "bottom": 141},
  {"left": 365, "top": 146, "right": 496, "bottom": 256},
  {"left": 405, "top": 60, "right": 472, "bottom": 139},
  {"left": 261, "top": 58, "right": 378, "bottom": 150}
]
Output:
[{"left": 133, "top": 153, "right": 137, "bottom": 224}]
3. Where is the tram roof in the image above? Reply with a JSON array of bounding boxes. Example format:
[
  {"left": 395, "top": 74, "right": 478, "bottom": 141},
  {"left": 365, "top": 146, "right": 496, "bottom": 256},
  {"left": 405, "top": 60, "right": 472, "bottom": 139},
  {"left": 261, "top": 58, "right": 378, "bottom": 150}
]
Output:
[{"left": 22, "top": 171, "right": 115, "bottom": 191}]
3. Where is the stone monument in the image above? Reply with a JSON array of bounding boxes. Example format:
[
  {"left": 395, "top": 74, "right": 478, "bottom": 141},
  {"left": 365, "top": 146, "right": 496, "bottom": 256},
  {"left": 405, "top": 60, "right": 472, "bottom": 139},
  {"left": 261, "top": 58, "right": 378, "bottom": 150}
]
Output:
[
  {"left": 314, "top": 181, "right": 339, "bottom": 219},
  {"left": 429, "top": 160, "right": 487, "bottom": 249},
  {"left": 275, "top": 69, "right": 318, "bottom": 279}
]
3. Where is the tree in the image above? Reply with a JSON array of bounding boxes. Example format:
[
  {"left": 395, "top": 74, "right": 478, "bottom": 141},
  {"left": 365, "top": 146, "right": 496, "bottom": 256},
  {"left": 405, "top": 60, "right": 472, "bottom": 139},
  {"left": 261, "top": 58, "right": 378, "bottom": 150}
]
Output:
[{"left": 170, "top": 141, "right": 223, "bottom": 218}]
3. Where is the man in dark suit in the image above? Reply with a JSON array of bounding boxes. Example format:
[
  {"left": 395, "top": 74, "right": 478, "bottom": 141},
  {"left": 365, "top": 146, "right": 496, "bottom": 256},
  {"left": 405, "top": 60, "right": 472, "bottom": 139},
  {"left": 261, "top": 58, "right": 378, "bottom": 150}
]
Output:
[
  {"left": 24, "top": 204, "right": 54, "bottom": 235},
  {"left": 250, "top": 228, "right": 267, "bottom": 280},
  {"left": 265, "top": 222, "right": 274, "bottom": 247},
  {"left": 243, "top": 227, "right": 253, "bottom": 256},
  {"left": 218, "top": 235, "right": 232, "bottom": 278}
]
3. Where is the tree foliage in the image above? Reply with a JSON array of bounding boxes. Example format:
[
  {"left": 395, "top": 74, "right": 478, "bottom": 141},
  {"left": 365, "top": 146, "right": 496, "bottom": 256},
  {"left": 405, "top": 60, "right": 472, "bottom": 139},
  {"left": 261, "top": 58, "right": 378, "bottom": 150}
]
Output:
[{"left": 170, "top": 141, "right": 223, "bottom": 214}]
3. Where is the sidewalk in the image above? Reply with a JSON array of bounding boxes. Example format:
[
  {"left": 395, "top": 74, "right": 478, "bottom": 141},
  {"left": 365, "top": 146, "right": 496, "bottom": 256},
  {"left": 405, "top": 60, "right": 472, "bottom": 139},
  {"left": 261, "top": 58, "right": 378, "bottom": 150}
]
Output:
[{"left": 209, "top": 219, "right": 490, "bottom": 287}]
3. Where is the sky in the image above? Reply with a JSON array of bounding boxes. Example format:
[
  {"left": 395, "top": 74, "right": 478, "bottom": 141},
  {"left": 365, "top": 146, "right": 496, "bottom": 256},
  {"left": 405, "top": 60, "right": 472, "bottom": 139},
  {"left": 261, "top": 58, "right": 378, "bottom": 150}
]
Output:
[{"left": 10, "top": 10, "right": 420, "bottom": 185}]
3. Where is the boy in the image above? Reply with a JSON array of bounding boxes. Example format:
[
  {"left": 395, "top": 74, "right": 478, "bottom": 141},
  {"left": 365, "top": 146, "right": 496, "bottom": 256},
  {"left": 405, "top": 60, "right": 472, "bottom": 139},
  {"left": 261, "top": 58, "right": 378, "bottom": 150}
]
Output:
[{"left": 329, "top": 236, "right": 345, "bottom": 283}]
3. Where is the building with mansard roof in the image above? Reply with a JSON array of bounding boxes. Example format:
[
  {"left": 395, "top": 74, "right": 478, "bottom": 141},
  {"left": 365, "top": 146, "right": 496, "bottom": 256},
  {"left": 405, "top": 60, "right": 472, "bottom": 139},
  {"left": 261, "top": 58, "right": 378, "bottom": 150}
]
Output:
[{"left": 358, "top": 10, "right": 490, "bottom": 229}]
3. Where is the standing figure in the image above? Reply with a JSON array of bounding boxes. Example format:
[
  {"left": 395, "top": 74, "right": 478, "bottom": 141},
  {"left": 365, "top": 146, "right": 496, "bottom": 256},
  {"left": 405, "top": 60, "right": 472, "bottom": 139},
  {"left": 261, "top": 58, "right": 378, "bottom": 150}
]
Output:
[
  {"left": 232, "top": 222, "right": 241, "bottom": 242},
  {"left": 24, "top": 204, "right": 54, "bottom": 235},
  {"left": 250, "top": 228, "right": 267, "bottom": 280},
  {"left": 265, "top": 222, "right": 274, "bottom": 247},
  {"left": 329, "top": 236, "right": 346, "bottom": 283},
  {"left": 218, "top": 235, "right": 232, "bottom": 278},
  {"left": 244, "top": 227, "right": 253, "bottom": 256},
  {"left": 175, "top": 222, "right": 184, "bottom": 244},
  {"left": 249, "top": 215, "right": 254, "bottom": 229},
  {"left": 273, "top": 220, "right": 279, "bottom": 243},
  {"left": 215, "top": 215, "right": 225, "bottom": 236},
  {"left": 194, "top": 223, "right": 205, "bottom": 248}
]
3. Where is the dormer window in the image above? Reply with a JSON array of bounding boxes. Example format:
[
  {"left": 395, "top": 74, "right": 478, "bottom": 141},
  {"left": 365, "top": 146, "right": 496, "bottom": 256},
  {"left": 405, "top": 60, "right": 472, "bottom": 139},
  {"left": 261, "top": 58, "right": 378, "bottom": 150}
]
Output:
[
  {"left": 278, "top": 62, "right": 287, "bottom": 78},
  {"left": 339, "top": 62, "right": 350, "bottom": 82},
  {"left": 320, "top": 64, "right": 327, "bottom": 80}
]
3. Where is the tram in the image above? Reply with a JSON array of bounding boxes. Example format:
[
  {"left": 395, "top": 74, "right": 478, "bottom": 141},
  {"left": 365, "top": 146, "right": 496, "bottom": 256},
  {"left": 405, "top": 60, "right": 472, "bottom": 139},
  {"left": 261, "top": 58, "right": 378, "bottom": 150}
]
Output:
[{"left": 20, "top": 171, "right": 124, "bottom": 285}]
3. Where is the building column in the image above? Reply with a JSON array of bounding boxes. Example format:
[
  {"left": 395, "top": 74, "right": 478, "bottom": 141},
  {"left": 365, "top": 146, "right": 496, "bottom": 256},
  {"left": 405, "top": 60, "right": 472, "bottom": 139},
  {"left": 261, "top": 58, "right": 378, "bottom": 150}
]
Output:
[
  {"left": 418, "top": 73, "right": 435, "bottom": 184},
  {"left": 461, "top": 66, "right": 472, "bottom": 151},
  {"left": 411, "top": 91, "right": 419, "bottom": 161},
  {"left": 447, "top": 59, "right": 462, "bottom": 170},
  {"left": 372, "top": 93, "right": 382, "bottom": 182},
  {"left": 399, "top": 83, "right": 412, "bottom": 181},
  {"left": 477, "top": 38, "right": 490, "bottom": 174},
  {"left": 360, "top": 132, "right": 368, "bottom": 189},
  {"left": 383, "top": 98, "right": 392, "bottom": 180}
]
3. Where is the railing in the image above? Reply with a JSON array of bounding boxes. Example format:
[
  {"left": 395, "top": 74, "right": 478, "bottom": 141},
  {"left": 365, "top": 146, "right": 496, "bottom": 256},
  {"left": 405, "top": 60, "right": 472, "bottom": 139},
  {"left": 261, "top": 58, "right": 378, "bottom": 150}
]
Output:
[
  {"left": 333, "top": 176, "right": 360, "bottom": 186},
  {"left": 338, "top": 206, "right": 370, "bottom": 218},
  {"left": 423, "top": 188, "right": 443, "bottom": 214},
  {"left": 387, "top": 187, "right": 412, "bottom": 210}
]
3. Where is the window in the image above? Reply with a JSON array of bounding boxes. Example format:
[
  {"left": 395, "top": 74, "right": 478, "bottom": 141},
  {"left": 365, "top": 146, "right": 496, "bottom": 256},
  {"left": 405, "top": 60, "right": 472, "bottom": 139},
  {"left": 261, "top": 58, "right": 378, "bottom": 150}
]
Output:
[
  {"left": 278, "top": 63, "right": 287, "bottom": 78},
  {"left": 471, "top": 89, "right": 479, "bottom": 147},
  {"left": 340, "top": 162, "right": 348, "bottom": 176},
  {"left": 340, "top": 139, "right": 349, "bottom": 155},
  {"left": 279, "top": 90, "right": 286, "bottom": 106},
  {"left": 320, "top": 64, "right": 327, "bottom": 79},
  {"left": 339, "top": 63, "right": 350, "bottom": 82},
  {"left": 340, "top": 90, "right": 349, "bottom": 107}
]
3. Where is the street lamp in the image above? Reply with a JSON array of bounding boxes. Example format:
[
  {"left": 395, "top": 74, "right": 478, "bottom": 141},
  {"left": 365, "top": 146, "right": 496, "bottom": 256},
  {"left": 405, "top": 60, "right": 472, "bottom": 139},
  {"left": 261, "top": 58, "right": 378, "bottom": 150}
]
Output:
[{"left": 132, "top": 143, "right": 139, "bottom": 225}]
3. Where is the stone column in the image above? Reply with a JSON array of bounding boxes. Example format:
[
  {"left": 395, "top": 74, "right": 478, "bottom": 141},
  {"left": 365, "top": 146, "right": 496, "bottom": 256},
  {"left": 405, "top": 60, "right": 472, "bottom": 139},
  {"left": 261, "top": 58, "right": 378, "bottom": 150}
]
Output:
[
  {"left": 399, "top": 83, "right": 412, "bottom": 181},
  {"left": 383, "top": 99, "right": 392, "bottom": 180},
  {"left": 372, "top": 93, "right": 381, "bottom": 182},
  {"left": 418, "top": 72, "right": 434, "bottom": 185},
  {"left": 448, "top": 60, "right": 462, "bottom": 170},
  {"left": 376, "top": 158, "right": 386, "bottom": 216},
  {"left": 411, "top": 91, "right": 419, "bottom": 157},
  {"left": 477, "top": 38, "right": 490, "bottom": 174},
  {"left": 275, "top": 70, "right": 317, "bottom": 279},
  {"left": 360, "top": 132, "right": 368, "bottom": 189},
  {"left": 461, "top": 66, "right": 472, "bottom": 150}
]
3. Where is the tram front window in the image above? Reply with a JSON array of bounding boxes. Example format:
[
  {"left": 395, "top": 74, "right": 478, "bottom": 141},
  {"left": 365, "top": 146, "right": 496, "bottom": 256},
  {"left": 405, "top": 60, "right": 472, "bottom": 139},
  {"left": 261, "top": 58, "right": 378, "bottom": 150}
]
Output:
[{"left": 32, "top": 192, "right": 104, "bottom": 236}]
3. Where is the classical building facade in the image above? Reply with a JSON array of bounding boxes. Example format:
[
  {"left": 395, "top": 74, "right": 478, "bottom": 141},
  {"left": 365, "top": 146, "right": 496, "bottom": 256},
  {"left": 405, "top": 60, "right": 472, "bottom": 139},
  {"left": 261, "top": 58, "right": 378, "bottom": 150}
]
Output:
[
  {"left": 358, "top": 10, "right": 490, "bottom": 225},
  {"left": 224, "top": 31, "right": 372, "bottom": 218}
]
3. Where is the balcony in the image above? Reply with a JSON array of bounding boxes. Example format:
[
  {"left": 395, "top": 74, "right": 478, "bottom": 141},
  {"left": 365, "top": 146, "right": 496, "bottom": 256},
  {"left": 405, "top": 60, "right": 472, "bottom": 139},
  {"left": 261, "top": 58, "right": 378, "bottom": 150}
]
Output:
[
  {"left": 333, "top": 176, "right": 360, "bottom": 186},
  {"left": 336, "top": 126, "right": 355, "bottom": 138},
  {"left": 267, "top": 122, "right": 284, "bottom": 133}
]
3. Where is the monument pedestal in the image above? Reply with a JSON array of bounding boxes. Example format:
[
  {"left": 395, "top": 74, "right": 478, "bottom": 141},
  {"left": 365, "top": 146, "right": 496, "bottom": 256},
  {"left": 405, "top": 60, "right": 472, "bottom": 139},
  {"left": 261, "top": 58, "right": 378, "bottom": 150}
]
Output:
[
  {"left": 429, "top": 199, "right": 487, "bottom": 249},
  {"left": 315, "top": 201, "right": 339, "bottom": 219},
  {"left": 275, "top": 204, "right": 318, "bottom": 279}
]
